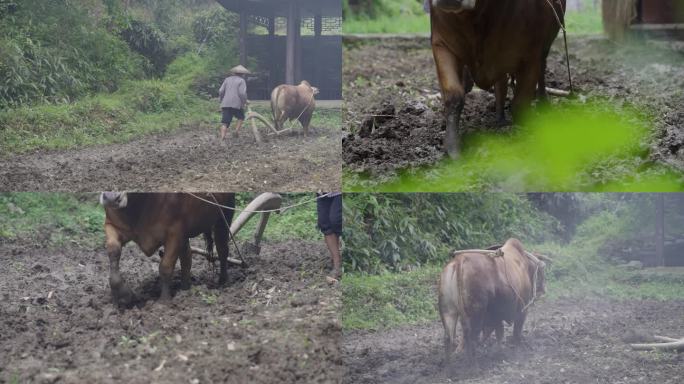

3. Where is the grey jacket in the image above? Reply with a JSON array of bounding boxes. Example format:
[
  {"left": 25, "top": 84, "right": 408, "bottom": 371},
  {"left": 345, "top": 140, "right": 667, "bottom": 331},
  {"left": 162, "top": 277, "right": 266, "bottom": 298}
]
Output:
[{"left": 219, "top": 75, "right": 247, "bottom": 109}]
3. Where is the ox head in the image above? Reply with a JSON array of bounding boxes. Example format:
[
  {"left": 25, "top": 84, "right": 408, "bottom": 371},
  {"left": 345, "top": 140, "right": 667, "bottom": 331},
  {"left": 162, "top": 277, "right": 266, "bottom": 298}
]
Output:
[
  {"left": 431, "top": 0, "right": 477, "bottom": 12},
  {"left": 300, "top": 80, "right": 320, "bottom": 96},
  {"left": 531, "top": 253, "right": 553, "bottom": 297},
  {"left": 100, "top": 192, "right": 128, "bottom": 208}
]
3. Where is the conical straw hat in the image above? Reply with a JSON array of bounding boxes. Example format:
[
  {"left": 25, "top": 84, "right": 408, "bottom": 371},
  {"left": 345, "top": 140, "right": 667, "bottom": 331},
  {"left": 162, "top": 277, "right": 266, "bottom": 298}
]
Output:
[{"left": 230, "top": 65, "right": 251, "bottom": 75}]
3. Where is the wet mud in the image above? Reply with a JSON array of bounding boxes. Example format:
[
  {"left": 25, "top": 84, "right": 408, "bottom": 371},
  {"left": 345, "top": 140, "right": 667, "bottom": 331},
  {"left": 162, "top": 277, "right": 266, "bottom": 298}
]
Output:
[
  {"left": 343, "top": 36, "right": 684, "bottom": 180},
  {"left": 343, "top": 297, "right": 684, "bottom": 384},
  {"left": 0, "top": 121, "right": 342, "bottom": 192},
  {"left": 0, "top": 239, "right": 342, "bottom": 383}
]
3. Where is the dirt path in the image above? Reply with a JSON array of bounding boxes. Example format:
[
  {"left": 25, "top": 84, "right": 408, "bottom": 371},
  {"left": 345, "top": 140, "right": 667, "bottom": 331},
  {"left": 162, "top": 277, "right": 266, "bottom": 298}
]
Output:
[
  {"left": 0, "top": 121, "right": 342, "bottom": 192},
  {"left": 343, "top": 297, "right": 684, "bottom": 384},
  {"left": 343, "top": 36, "right": 684, "bottom": 182},
  {"left": 0, "top": 239, "right": 343, "bottom": 383}
]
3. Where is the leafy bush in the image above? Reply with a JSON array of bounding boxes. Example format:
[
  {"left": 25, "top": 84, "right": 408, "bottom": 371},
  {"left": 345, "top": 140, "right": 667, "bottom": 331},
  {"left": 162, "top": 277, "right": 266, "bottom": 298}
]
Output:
[
  {"left": 0, "top": 0, "right": 145, "bottom": 107},
  {"left": 343, "top": 194, "right": 560, "bottom": 274}
]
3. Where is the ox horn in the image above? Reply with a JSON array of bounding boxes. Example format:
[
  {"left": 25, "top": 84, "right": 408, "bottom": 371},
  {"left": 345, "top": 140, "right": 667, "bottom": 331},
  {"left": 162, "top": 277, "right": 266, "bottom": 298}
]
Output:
[{"left": 535, "top": 253, "right": 554, "bottom": 263}]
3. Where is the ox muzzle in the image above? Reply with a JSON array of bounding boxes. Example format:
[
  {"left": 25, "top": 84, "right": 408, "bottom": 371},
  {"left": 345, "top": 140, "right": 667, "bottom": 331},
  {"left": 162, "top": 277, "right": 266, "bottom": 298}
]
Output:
[
  {"left": 100, "top": 192, "right": 128, "bottom": 208},
  {"left": 431, "top": 0, "right": 477, "bottom": 12}
]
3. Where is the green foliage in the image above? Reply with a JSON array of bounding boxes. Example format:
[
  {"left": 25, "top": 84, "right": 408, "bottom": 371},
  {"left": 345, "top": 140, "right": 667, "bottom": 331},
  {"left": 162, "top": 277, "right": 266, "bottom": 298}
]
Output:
[
  {"left": 343, "top": 194, "right": 560, "bottom": 274},
  {"left": 0, "top": 0, "right": 146, "bottom": 108},
  {"left": 343, "top": 194, "right": 684, "bottom": 331},
  {"left": 342, "top": 266, "right": 440, "bottom": 330},
  {"left": 0, "top": 193, "right": 104, "bottom": 249},
  {"left": 343, "top": 0, "right": 602, "bottom": 35}
]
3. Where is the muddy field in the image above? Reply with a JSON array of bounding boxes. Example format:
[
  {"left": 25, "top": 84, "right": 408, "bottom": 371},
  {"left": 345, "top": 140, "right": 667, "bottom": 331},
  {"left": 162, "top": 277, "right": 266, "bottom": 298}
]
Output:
[
  {"left": 0, "top": 117, "right": 342, "bottom": 192},
  {"left": 0, "top": 239, "right": 343, "bottom": 383},
  {"left": 344, "top": 297, "right": 684, "bottom": 384},
  {"left": 343, "top": 36, "right": 684, "bottom": 182}
]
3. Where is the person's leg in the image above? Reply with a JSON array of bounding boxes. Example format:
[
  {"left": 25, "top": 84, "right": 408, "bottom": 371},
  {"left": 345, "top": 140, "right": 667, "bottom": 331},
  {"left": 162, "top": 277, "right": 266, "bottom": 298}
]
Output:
[
  {"left": 317, "top": 195, "right": 338, "bottom": 278},
  {"left": 220, "top": 108, "right": 233, "bottom": 142},
  {"left": 324, "top": 233, "right": 341, "bottom": 279},
  {"left": 234, "top": 108, "right": 245, "bottom": 136}
]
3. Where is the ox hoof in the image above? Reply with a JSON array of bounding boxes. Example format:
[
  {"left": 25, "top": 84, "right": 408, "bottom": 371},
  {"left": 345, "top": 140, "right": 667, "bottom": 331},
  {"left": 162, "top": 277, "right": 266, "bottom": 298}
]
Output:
[
  {"left": 112, "top": 287, "right": 135, "bottom": 308},
  {"left": 496, "top": 118, "right": 512, "bottom": 128},
  {"left": 180, "top": 281, "right": 191, "bottom": 291},
  {"left": 445, "top": 147, "right": 461, "bottom": 160}
]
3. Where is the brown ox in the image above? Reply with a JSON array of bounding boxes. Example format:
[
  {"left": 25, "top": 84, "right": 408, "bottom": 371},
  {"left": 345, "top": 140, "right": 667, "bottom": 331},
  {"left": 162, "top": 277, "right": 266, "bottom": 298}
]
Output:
[
  {"left": 270, "top": 80, "right": 319, "bottom": 135},
  {"left": 438, "top": 238, "right": 549, "bottom": 360},
  {"left": 100, "top": 192, "right": 235, "bottom": 306},
  {"left": 428, "top": 0, "right": 566, "bottom": 158}
]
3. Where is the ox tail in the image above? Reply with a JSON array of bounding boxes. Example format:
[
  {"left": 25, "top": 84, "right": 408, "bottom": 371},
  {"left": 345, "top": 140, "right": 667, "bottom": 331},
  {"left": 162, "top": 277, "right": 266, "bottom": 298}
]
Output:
[
  {"left": 203, "top": 231, "right": 214, "bottom": 259},
  {"left": 271, "top": 87, "right": 283, "bottom": 131},
  {"left": 439, "top": 261, "right": 460, "bottom": 358}
]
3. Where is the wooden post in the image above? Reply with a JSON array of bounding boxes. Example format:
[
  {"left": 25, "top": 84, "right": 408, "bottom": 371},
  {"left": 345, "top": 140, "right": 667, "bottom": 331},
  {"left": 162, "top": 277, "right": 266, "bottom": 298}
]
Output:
[
  {"left": 239, "top": 11, "right": 248, "bottom": 66},
  {"left": 285, "top": 0, "right": 297, "bottom": 85},
  {"left": 268, "top": 16, "right": 275, "bottom": 95},
  {"left": 655, "top": 194, "right": 665, "bottom": 267}
]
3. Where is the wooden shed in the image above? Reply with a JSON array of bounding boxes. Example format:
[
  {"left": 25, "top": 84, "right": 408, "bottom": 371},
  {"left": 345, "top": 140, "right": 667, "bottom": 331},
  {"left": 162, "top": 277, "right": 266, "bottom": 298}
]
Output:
[
  {"left": 217, "top": 0, "right": 342, "bottom": 100},
  {"left": 603, "top": 0, "right": 684, "bottom": 40}
]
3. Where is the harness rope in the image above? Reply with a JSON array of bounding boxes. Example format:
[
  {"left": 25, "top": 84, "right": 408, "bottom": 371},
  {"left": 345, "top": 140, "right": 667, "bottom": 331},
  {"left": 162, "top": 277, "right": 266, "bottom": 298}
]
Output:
[
  {"left": 186, "top": 192, "right": 330, "bottom": 214},
  {"left": 545, "top": 0, "right": 574, "bottom": 94},
  {"left": 497, "top": 249, "right": 541, "bottom": 312}
]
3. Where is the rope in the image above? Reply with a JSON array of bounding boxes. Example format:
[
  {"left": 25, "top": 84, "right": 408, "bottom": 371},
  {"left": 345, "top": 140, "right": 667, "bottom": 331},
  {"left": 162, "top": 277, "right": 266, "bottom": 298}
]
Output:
[
  {"left": 545, "top": 0, "right": 574, "bottom": 94},
  {"left": 209, "top": 193, "right": 246, "bottom": 265},
  {"left": 498, "top": 248, "right": 541, "bottom": 312},
  {"left": 186, "top": 192, "right": 330, "bottom": 214}
]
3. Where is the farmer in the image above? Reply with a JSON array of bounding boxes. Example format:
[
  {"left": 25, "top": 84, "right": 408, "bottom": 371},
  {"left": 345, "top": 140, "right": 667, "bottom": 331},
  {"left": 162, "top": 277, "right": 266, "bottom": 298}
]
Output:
[
  {"left": 317, "top": 192, "right": 342, "bottom": 281},
  {"left": 218, "top": 65, "right": 250, "bottom": 143}
]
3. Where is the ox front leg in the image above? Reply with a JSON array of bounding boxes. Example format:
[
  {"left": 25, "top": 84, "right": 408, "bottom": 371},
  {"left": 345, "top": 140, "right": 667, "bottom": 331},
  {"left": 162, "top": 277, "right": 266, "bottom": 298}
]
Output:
[
  {"left": 299, "top": 112, "right": 313, "bottom": 137},
  {"left": 105, "top": 226, "right": 134, "bottom": 307},
  {"left": 513, "top": 312, "right": 527, "bottom": 345},
  {"left": 179, "top": 243, "right": 192, "bottom": 291},
  {"left": 433, "top": 43, "right": 466, "bottom": 159},
  {"left": 494, "top": 78, "right": 510, "bottom": 127},
  {"left": 159, "top": 236, "right": 187, "bottom": 301}
]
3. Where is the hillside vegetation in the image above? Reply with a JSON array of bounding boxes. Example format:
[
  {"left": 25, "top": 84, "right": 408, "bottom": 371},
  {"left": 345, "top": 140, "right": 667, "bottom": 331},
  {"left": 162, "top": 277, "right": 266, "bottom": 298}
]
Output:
[{"left": 0, "top": 0, "right": 248, "bottom": 154}]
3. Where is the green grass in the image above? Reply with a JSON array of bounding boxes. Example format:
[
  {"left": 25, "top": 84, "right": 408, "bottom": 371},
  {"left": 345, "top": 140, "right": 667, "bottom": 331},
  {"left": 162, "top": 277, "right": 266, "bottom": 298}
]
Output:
[
  {"left": 0, "top": 193, "right": 320, "bottom": 250},
  {"left": 344, "top": 100, "right": 684, "bottom": 192},
  {"left": 342, "top": 265, "right": 441, "bottom": 330},
  {"left": 343, "top": 0, "right": 603, "bottom": 35},
  {"left": 0, "top": 193, "right": 104, "bottom": 248},
  {"left": 233, "top": 193, "right": 322, "bottom": 243}
]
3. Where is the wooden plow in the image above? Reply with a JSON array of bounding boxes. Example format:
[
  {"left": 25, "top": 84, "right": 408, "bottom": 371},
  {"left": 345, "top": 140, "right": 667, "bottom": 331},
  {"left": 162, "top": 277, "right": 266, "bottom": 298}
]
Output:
[
  {"left": 244, "top": 105, "right": 293, "bottom": 144},
  {"left": 630, "top": 335, "right": 684, "bottom": 352},
  {"left": 188, "top": 192, "right": 283, "bottom": 266}
]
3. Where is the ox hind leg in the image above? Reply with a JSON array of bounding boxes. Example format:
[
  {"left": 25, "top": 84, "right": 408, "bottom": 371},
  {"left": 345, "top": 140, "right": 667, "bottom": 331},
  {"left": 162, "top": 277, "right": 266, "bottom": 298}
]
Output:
[
  {"left": 159, "top": 233, "right": 188, "bottom": 301},
  {"left": 512, "top": 60, "right": 542, "bottom": 123},
  {"left": 179, "top": 243, "right": 192, "bottom": 291},
  {"left": 213, "top": 222, "right": 230, "bottom": 285},
  {"left": 105, "top": 225, "right": 135, "bottom": 307},
  {"left": 432, "top": 41, "right": 467, "bottom": 159}
]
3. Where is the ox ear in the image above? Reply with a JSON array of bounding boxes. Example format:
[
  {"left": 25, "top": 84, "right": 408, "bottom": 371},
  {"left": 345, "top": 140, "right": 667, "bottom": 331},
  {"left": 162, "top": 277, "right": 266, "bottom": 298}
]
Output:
[{"left": 312, "top": 87, "right": 320, "bottom": 95}]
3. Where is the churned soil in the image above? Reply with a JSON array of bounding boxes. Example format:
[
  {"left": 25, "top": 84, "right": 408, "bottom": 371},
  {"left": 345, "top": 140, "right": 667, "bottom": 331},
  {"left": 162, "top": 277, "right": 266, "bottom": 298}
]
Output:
[
  {"left": 0, "top": 119, "right": 342, "bottom": 192},
  {"left": 0, "top": 239, "right": 343, "bottom": 383},
  {"left": 343, "top": 297, "right": 684, "bottom": 384},
  {"left": 343, "top": 36, "right": 684, "bottom": 180}
]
